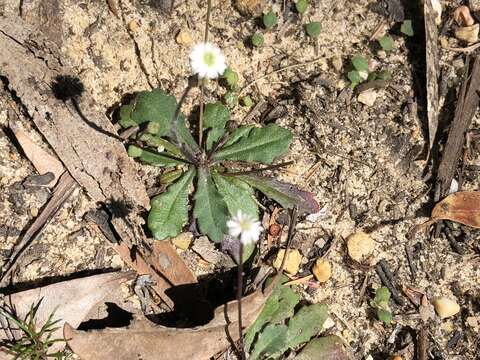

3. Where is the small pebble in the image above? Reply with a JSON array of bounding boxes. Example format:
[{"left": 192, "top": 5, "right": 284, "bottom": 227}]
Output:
[
  {"left": 128, "top": 19, "right": 139, "bottom": 32},
  {"left": 171, "top": 232, "right": 193, "bottom": 250},
  {"left": 312, "top": 258, "right": 331, "bottom": 283},
  {"left": 273, "top": 249, "right": 302, "bottom": 275},
  {"left": 432, "top": 297, "right": 460, "bottom": 319},
  {"left": 235, "top": 0, "right": 265, "bottom": 16},
  {"left": 455, "top": 24, "right": 479, "bottom": 44},
  {"left": 347, "top": 231, "right": 375, "bottom": 262},
  {"left": 176, "top": 30, "right": 193, "bottom": 46},
  {"left": 330, "top": 56, "right": 342, "bottom": 72},
  {"left": 358, "top": 89, "right": 378, "bottom": 107},
  {"left": 30, "top": 207, "right": 39, "bottom": 217},
  {"left": 268, "top": 223, "right": 281, "bottom": 237}
]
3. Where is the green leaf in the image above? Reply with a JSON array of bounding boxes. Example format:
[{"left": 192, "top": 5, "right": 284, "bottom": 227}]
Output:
[
  {"left": 236, "top": 174, "right": 320, "bottom": 214},
  {"left": 130, "top": 88, "right": 177, "bottom": 136},
  {"left": 241, "top": 96, "right": 253, "bottom": 107},
  {"left": 224, "top": 91, "right": 238, "bottom": 107},
  {"left": 118, "top": 104, "right": 136, "bottom": 128},
  {"left": 213, "top": 124, "right": 292, "bottom": 164},
  {"left": 138, "top": 133, "right": 183, "bottom": 157},
  {"left": 204, "top": 102, "right": 230, "bottom": 130},
  {"left": 193, "top": 167, "right": 229, "bottom": 242},
  {"left": 378, "top": 35, "right": 395, "bottom": 51},
  {"left": 351, "top": 55, "right": 369, "bottom": 72},
  {"left": 206, "top": 128, "right": 226, "bottom": 151},
  {"left": 401, "top": 19, "right": 414, "bottom": 36},
  {"left": 377, "top": 69, "right": 392, "bottom": 80},
  {"left": 171, "top": 115, "right": 200, "bottom": 159},
  {"left": 295, "top": 0, "right": 308, "bottom": 14},
  {"left": 148, "top": 168, "right": 195, "bottom": 240},
  {"left": 245, "top": 284, "right": 300, "bottom": 351},
  {"left": 223, "top": 68, "right": 239, "bottom": 88},
  {"left": 127, "top": 145, "right": 184, "bottom": 167},
  {"left": 296, "top": 336, "right": 348, "bottom": 360},
  {"left": 347, "top": 70, "right": 361, "bottom": 85},
  {"left": 223, "top": 125, "right": 254, "bottom": 147},
  {"left": 263, "top": 11, "right": 278, "bottom": 29},
  {"left": 305, "top": 22, "right": 322, "bottom": 38},
  {"left": 375, "top": 287, "right": 391, "bottom": 304},
  {"left": 283, "top": 303, "right": 328, "bottom": 352},
  {"left": 212, "top": 174, "right": 258, "bottom": 218},
  {"left": 377, "top": 308, "right": 392, "bottom": 325},
  {"left": 251, "top": 33, "right": 265, "bottom": 47},
  {"left": 249, "top": 324, "right": 288, "bottom": 360}
]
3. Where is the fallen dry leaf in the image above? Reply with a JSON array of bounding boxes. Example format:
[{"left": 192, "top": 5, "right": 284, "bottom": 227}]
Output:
[
  {"left": 0, "top": 272, "right": 134, "bottom": 359},
  {"left": 9, "top": 120, "right": 64, "bottom": 187},
  {"left": 410, "top": 191, "right": 480, "bottom": 237},
  {"left": 65, "top": 279, "right": 277, "bottom": 360}
]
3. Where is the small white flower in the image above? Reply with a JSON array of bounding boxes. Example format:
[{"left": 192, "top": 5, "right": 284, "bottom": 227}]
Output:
[
  {"left": 227, "top": 210, "right": 262, "bottom": 245},
  {"left": 189, "top": 42, "right": 227, "bottom": 79}
]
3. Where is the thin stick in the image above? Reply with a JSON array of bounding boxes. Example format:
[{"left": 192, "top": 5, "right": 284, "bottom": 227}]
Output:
[
  {"left": 237, "top": 242, "right": 245, "bottom": 360},
  {"left": 222, "top": 161, "right": 294, "bottom": 176},
  {"left": 239, "top": 57, "right": 326, "bottom": 95},
  {"left": 198, "top": 0, "right": 212, "bottom": 147}
]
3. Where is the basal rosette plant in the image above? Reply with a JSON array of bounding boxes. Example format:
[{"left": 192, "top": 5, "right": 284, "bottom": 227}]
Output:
[{"left": 119, "top": 89, "right": 318, "bottom": 243}]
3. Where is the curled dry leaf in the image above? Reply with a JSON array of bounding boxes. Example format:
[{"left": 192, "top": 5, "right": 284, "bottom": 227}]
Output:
[
  {"left": 453, "top": 6, "right": 475, "bottom": 27},
  {"left": 64, "top": 280, "right": 277, "bottom": 360},
  {"left": 409, "top": 191, "right": 480, "bottom": 237},
  {"left": 0, "top": 272, "right": 134, "bottom": 359}
]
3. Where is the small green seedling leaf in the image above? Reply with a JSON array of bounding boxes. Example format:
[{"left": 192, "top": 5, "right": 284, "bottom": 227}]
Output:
[
  {"left": 223, "top": 67, "right": 239, "bottom": 88},
  {"left": 377, "top": 308, "right": 393, "bottom": 325},
  {"left": 296, "top": 336, "right": 348, "bottom": 360},
  {"left": 118, "top": 104, "right": 136, "bottom": 128},
  {"left": 213, "top": 123, "right": 292, "bottom": 164},
  {"left": 241, "top": 96, "right": 253, "bottom": 107},
  {"left": 376, "top": 69, "right": 392, "bottom": 80},
  {"left": 130, "top": 88, "right": 177, "bottom": 136},
  {"left": 375, "top": 287, "right": 391, "bottom": 304},
  {"left": 295, "top": 0, "right": 308, "bottom": 14},
  {"left": 347, "top": 70, "right": 362, "bottom": 85},
  {"left": 263, "top": 11, "right": 278, "bottom": 29},
  {"left": 367, "top": 72, "right": 377, "bottom": 82},
  {"left": 223, "top": 125, "right": 254, "bottom": 147},
  {"left": 204, "top": 102, "right": 230, "bottom": 130},
  {"left": 127, "top": 145, "right": 184, "bottom": 167},
  {"left": 224, "top": 91, "right": 238, "bottom": 107},
  {"left": 212, "top": 174, "right": 259, "bottom": 218},
  {"left": 148, "top": 168, "right": 195, "bottom": 240},
  {"left": 401, "top": 19, "right": 414, "bottom": 36},
  {"left": 238, "top": 174, "right": 320, "bottom": 214},
  {"left": 194, "top": 167, "right": 229, "bottom": 242},
  {"left": 305, "top": 22, "right": 321, "bottom": 38},
  {"left": 251, "top": 33, "right": 264, "bottom": 47},
  {"left": 378, "top": 35, "right": 395, "bottom": 51},
  {"left": 351, "top": 55, "right": 369, "bottom": 72}
]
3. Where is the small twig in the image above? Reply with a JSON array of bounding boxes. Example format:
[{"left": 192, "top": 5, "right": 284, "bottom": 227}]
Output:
[
  {"left": 442, "top": 42, "right": 480, "bottom": 53},
  {"left": 418, "top": 325, "right": 428, "bottom": 360},
  {"left": 375, "top": 262, "right": 404, "bottom": 305},
  {"left": 284, "top": 274, "right": 314, "bottom": 286},
  {"left": 239, "top": 57, "right": 326, "bottom": 95},
  {"left": 358, "top": 272, "right": 370, "bottom": 306},
  {"left": 404, "top": 244, "right": 417, "bottom": 281}
]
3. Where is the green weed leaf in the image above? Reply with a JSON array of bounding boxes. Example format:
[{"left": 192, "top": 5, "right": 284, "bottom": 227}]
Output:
[
  {"left": 296, "top": 336, "right": 348, "bottom": 360},
  {"left": 148, "top": 168, "right": 195, "bottom": 240},
  {"left": 118, "top": 104, "right": 136, "bottom": 128},
  {"left": 223, "top": 125, "right": 254, "bottom": 147},
  {"left": 127, "top": 145, "right": 184, "bottom": 167},
  {"left": 305, "top": 22, "right": 322, "bottom": 38},
  {"left": 377, "top": 308, "right": 392, "bottom": 325},
  {"left": 206, "top": 128, "right": 225, "bottom": 151},
  {"left": 347, "top": 70, "right": 362, "bottom": 85},
  {"left": 204, "top": 102, "right": 230, "bottom": 130},
  {"left": 378, "top": 35, "right": 395, "bottom": 51},
  {"left": 194, "top": 167, "right": 229, "bottom": 242},
  {"left": 295, "top": 0, "right": 308, "bottom": 14},
  {"left": 249, "top": 324, "right": 288, "bottom": 360},
  {"left": 251, "top": 33, "right": 264, "bottom": 47},
  {"left": 352, "top": 55, "right": 369, "bottom": 72},
  {"left": 212, "top": 174, "right": 258, "bottom": 218},
  {"left": 401, "top": 20, "right": 414, "bottom": 36},
  {"left": 237, "top": 174, "right": 319, "bottom": 214},
  {"left": 213, "top": 124, "right": 292, "bottom": 164},
  {"left": 263, "top": 11, "right": 278, "bottom": 29},
  {"left": 171, "top": 116, "right": 200, "bottom": 159}
]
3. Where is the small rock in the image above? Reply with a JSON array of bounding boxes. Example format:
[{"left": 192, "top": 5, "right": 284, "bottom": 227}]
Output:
[
  {"left": 453, "top": 5, "right": 475, "bottom": 26},
  {"left": 234, "top": 0, "right": 265, "bottom": 16},
  {"left": 30, "top": 207, "right": 39, "bottom": 217},
  {"left": 347, "top": 231, "right": 375, "bottom": 263},
  {"left": 171, "top": 232, "right": 193, "bottom": 250},
  {"left": 128, "top": 19, "right": 139, "bottom": 33},
  {"left": 312, "top": 258, "right": 331, "bottom": 283},
  {"left": 357, "top": 89, "right": 378, "bottom": 107},
  {"left": 322, "top": 316, "right": 335, "bottom": 330},
  {"left": 432, "top": 297, "right": 460, "bottom": 319},
  {"left": 273, "top": 249, "right": 302, "bottom": 275},
  {"left": 452, "top": 58, "right": 465, "bottom": 69},
  {"left": 330, "top": 56, "right": 342, "bottom": 72},
  {"left": 269, "top": 223, "right": 282, "bottom": 237},
  {"left": 431, "top": 0, "right": 442, "bottom": 25},
  {"left": 448, "top": 178, "right": 459, "bottom": 194},
  {"left": 176, "top": 30, "right": 193, "bottom": 46},
  {"left": 455, "top": 24, "right": 479, "bottom": 43}
]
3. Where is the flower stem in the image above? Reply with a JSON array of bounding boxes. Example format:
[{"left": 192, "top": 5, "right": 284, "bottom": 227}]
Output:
[
  {"left": 237, "top": 242, "right": 246, "bottom": 360},
  {"left": 198, "top": 82, "right": 205, "bottom": 147}
]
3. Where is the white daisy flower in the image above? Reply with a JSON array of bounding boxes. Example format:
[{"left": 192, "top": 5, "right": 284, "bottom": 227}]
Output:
[
  {"left": 189, "top": 42, "right": 227, "bottom": 79},
  {"left": 227, "top": 210, "right": 262, "bottom": 245}
]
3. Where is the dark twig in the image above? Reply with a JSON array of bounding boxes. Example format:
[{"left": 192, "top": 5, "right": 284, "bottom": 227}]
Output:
[
  {"left": 418, "top": 325, "right": 428, "bottom": 360},
  {"left": 443, "top": 225, "right": 465, "bottom": 254},
  {"left": 375, "top": 262, "right": 404, "bottom": 305},
  {"left": 404, "top": 244, "right": 417, "bottom": 281}
]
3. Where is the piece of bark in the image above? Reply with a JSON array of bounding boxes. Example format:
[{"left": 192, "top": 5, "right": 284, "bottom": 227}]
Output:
[
  {"left": 64, "top": 279, "right": 276, "bottom": 360},
  {"left": 0, "top": 172, "right": 76, "bottom": 287},
  {"left": 9, "top": 120, "right": 64, "bottom": 187},
  {"left": 435, "top": 57, "right": 480, "bottom": 201},
  {"left": 0, "top": 272, "right": 135, "bottom": 359},
  {"left": 19, "top": 0, "right": 64, "bottom": 46},
  {"left": 425, "top": 0, "right": 440, "bottom": 155}
]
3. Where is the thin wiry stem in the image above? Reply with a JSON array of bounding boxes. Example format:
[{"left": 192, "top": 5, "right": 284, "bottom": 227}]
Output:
[
  {"left": 237, "top": 242, "right": 246, "bottom": 360},
  {"left": 197, "top": 0, "right": 212, "bottom": 147}
]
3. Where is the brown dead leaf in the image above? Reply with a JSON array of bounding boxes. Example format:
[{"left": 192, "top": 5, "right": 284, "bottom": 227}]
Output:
[
  {"left": 409, "top": 191, "right": 480, "bottom": 237},
  {"left": 0, "top": 272, "right": 134, "bottom": 359},
  {"left": 9, "top": 120, "right": 64, "bottom": 187},
  {"left": 64, "top": 280, "right": 276, "bottom": 360}
]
